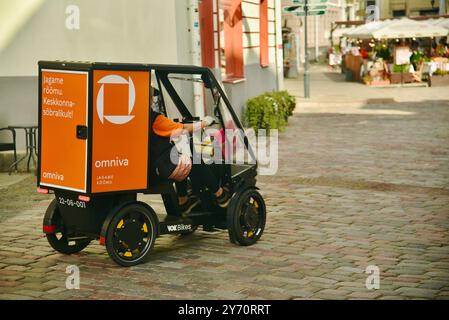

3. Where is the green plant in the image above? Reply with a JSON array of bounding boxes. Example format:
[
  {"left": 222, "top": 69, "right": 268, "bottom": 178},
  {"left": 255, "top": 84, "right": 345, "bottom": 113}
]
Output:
[
  {"left": 374, "top": 44, "right": 391, "bottom": 61},
  {"left": 267, "top": 91, "right": 296, "bottom": 118},
  {"left": 434, "top": 69, "right": 449, "bottom": 76},
  {"left": 363, "top": 74, "right": 373, "bottom": 83},
  {"left": 410, "top": 51, "right": 430, "bottom": 66},
  {"left": 334, "top": 45, "right": 341, "bottom": 54},
  {"left": 392, "top": 64, "right": 410, "bottom": 73},
  {"left": 410, "top": 51, "right": 422, "bottom": 65},
  {"left": 244, "top": 91, "right": 296, "bottom": 134},
  {"left": 433, "top": 44, "right": 449, "bottom": 58}
]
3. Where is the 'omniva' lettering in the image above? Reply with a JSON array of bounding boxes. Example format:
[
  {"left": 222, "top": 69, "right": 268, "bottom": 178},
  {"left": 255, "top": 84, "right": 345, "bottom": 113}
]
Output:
[{"left": 95, "top": 157, "right": 129, "bottom": 168}]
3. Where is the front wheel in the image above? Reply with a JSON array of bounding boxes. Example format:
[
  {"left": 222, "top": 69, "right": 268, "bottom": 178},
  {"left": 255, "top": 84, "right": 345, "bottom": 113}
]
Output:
[
  {"left": 227, "top": 189, "right": 266, "bottom": 246},
  {"left": 44, "top": 199, "right": 91, "bottom": 254},
  {"left": 105, "top": 202, "right": 158, "bottom": 267}
]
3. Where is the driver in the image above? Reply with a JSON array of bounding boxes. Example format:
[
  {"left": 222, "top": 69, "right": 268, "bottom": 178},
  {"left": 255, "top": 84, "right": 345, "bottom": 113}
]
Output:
[{"left": 150, "top": 93, "right": 232, "bottom": 214}]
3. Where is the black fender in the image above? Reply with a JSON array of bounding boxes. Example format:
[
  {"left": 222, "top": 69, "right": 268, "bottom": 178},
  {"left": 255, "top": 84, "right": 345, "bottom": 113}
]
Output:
[
  {"left": 99, "top": 201, "right": 160, "bottom": 241},
  {"left": 43, "top": 198, "right": 58, "bottom": 228}
]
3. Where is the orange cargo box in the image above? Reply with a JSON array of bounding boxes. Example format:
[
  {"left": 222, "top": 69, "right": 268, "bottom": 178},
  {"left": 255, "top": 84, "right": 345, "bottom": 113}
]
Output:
[{"left": 38, "top": 62, "right": 150, "bottom": 195}]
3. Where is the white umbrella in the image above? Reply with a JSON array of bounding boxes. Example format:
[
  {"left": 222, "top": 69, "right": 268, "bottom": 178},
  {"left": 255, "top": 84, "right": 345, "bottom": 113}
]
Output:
[
  {"left": 343, "top": 18, "right": 448, "bottom": 40},
  {"left": 333, "top": 27, "right": 355, "bottom": 39},
  {"left": 343, "top": 20, "right": 387, "bottom": 39},
  {"left": 425, "top": 18, "right": 449, "bottom": 30},
  {"left": 372, "top": 18, "right": 448, "bottom": 39}
]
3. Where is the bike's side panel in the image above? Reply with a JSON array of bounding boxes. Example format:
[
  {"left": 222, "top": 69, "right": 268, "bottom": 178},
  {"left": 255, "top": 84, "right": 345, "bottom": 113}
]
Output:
[
  {"left": 38, "top": 67, "right": 90, "bottom": 193},
  {"left": 91, "top": 69, "right": 150, "bottom": 193}
]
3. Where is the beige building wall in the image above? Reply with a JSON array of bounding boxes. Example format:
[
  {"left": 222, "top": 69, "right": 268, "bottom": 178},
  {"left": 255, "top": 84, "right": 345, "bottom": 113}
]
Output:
[
  {"left": 357, "top": 0, "right": 449, "bottom": 19},
  {"left": 0, "top": 0, "right": 284, "bottom": 152},
  {"left": 282, "top": 0, "right": 348, "bottom": 66},
  {"left": 0, "top": 0, "right": 182, "bottom": 77},
  {"left": 0, "top": 0, "right": 186, "bottom": 151}
]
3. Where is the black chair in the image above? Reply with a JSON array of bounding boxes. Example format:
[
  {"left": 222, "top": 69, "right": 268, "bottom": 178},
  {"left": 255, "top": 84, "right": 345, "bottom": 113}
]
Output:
[{"left": 0, "top": 128, "right": 17, "bottom": 171}]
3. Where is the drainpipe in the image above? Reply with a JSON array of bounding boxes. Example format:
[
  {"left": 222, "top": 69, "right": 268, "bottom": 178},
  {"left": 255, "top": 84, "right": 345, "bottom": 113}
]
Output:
[
  {"left": 188, "top": 0, "right": 204, "bottom": 118},
  {"left": 314, "top": 15, "right": 319, "bottom": 62},
  {"left": 349, "top": 4, "right": 355, "bottom": 20},
  {"left": 339, "top": 0, "right": 345, "bottom": 21},
  {"left": 440, "top": 0, "right": 446, "bottom": 15},
  {"left": 274, "top": 0, "right": 284, "bottom": 90},
  {"left": 376, "top": 0, "right": 382, "bottom": 19}
]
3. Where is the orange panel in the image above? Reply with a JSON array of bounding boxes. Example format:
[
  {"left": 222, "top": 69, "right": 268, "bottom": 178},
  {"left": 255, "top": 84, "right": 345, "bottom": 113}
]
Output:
[
  {"left": 92, "top": 70, "right": 150, "bottom": 193},
  {"left": 40, "top": 70, "right": 88, "bottom": 192},
  {"left": 224, "top": 0, "right": 244, "bottom": 78},
  {"left": 260, "top": 0, "right": 269, "bottom": 66},
  {"left": 199, "top": 0, "right": 215, "bottom": 68}
]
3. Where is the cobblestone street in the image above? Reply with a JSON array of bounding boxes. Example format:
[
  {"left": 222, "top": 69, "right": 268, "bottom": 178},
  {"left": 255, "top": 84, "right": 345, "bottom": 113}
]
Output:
[{"left": 1, "top": 71, "right": 449, "bottom": 299}]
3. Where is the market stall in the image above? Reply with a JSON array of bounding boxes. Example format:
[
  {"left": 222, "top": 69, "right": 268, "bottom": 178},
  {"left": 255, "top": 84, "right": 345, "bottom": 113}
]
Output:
[
  {"left": 341, "top": 18, "right": 448, "bottom": 87},
  {"left": 425, "top": 18, "right": 449, "bottom": 87}
]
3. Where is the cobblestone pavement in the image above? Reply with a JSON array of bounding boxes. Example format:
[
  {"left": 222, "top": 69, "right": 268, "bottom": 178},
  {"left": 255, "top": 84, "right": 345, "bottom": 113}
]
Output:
[{"left": 1, "top": 90, "right": 449, "bottom": 299}]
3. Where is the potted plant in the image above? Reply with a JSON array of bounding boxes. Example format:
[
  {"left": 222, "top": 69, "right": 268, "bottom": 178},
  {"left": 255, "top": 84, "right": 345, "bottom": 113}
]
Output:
[{"left": 390, "top": 64, "right": 414, "bottom": 84}]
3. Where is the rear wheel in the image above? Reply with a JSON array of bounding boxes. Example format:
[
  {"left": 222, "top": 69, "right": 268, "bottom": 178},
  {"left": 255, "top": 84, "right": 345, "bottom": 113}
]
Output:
[
  {"left": 44, "top": 199, "right": 91, "bottom": 254},
  {"left": 105, "top": 202, "right": 157, "bottom": 267},
  {"left": 227, "top": 189, "right": 266, "bottom": 246}
]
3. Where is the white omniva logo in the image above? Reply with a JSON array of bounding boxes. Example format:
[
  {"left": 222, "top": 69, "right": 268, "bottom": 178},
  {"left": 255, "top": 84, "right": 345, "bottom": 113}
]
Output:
[
  {"left": 167, "top": 224, "right": 192, "bottom": 232},
  {"left": 95, "top": 157, "right": 129, "bottom": 168},
  {"left": 96, "top": 75, "right": 136, "bottom": 125}
]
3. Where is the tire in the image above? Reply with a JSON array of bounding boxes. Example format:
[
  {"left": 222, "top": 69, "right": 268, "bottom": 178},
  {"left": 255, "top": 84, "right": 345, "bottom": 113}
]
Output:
[
  {"left": 227, "top": 188, "right": 266, "bottom": 246},
  {"left": 44, "top": 199, "right": 91, "bottom": 254},
  {"left": 105, "top": 202, "right": 158, "bottom": 267}
]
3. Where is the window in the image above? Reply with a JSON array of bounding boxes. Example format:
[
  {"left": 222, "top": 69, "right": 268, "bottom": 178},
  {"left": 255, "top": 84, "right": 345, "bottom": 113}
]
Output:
[
  {"left": 220, "top": 0, "right": 244, "bottom": 81},
  {"left": 392, "top": 9, "right": 406, "bottom": 17},
  {"left": 259, "top": 0, "right": 269, "bottom": 67},
  {"left": 419, "top": 8, "right": 439, "bottom": 16}
]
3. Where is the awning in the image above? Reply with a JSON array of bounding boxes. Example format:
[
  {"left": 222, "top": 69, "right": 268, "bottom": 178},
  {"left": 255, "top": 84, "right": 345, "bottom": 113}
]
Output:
[
  {"left": 425, "top": 17, "right": 449, "bottom": 30},
  {"left": 343, "top": 18, "right": 448, "bottom": 39},
  {"left": 343, "top": 20, "right": 388, "bottom": 39},
  {"left": 332, "top": 27, "right": 356, "bottom": 39}
]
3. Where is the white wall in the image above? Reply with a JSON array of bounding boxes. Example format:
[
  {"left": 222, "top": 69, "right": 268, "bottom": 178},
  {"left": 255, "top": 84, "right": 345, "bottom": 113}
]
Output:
[
  {"left": 282, "top": 0, "right": 348, "bottom": 65},
  {"left": 0, "top": 0, "right": 184, "bottom": 150},
  {"left": 0, "top": 0, "right": 182, "bottom": 76},
  {"left": 0, "top": 0, "right": 282, "bottom": 152}
]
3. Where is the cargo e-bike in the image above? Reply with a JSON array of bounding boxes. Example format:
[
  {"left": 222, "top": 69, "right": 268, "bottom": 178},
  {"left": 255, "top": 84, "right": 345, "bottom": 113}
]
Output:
[{"left": 37, "top": 61, "right": 266, "bottom": 266}]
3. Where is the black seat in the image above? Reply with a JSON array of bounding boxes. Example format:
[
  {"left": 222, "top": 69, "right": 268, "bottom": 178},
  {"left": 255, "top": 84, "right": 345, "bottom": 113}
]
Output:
[{"left": 0, "top": 128, "right": 17, "bottom": 171}]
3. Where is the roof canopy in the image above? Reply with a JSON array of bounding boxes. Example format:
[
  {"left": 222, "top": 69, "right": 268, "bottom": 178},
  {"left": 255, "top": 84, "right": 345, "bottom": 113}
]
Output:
[
  {"left": 343, "top": 18, "right": 448, "bottom": 39},
  {"left": 343, "top": 20, "right": 388, "bottom": 39},
  {"left": 426, "top": 17, "right": 449, "bottom": 30}
]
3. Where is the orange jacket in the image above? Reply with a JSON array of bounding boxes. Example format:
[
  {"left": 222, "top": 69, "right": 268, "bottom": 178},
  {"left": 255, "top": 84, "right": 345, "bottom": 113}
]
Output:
[{"left": 152, "top": 114, "right": 183, "bottom": 137}]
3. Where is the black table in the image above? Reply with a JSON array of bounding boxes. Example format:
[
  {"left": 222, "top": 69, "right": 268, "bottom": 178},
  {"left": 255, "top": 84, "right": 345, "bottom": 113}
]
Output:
[{"left": 8, "top": 125, "right": 38, "bottom": 174}]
